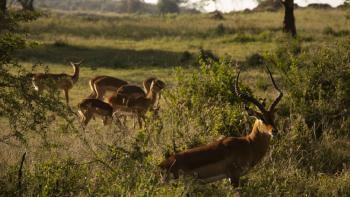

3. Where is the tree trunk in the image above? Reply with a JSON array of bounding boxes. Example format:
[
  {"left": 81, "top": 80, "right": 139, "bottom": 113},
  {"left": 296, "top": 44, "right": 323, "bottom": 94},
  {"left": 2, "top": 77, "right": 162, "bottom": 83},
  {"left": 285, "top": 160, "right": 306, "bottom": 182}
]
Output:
[
  {"left": 18, "top": 0, "right": 34, "bottom": 11},
  {"left": 0, "top": 0, "right": 6, "bottom": 13},
  {"left": 282, "top": 0, "right": 297, "bottom": 37},
  {"left": 0, "top": 0, "right": 6, "bottom": 26}
]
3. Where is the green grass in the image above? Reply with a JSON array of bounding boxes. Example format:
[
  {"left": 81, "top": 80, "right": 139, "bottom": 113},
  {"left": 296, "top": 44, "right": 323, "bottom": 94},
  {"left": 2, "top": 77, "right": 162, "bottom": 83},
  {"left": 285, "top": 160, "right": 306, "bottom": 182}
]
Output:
[
  {"left": 1, "top": 7, "right": 350, "bottom": 196},
  {"left": 18, "top": 8, "right": 350, "bottom": 68}
]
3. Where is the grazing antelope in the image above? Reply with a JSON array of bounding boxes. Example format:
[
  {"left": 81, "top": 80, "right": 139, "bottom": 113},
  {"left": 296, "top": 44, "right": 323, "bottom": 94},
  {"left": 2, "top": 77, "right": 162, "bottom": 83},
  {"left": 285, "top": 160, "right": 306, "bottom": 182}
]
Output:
[
  {"left": 77, "top": 98, "right": 114, "bottom": 126},
  {"left": 108, "top": 79, "right": 166, "bottom": 128},
  {"left": 159, "top": 66, "right": 283, "bottom": 187},
  {"left": 104, "top": 77, "right": 164, "bottom": 98},
  {"left": 88, "top": 76, "right": 128, "bottom": 100},
  {"left": 116, "top": 84, "right": 146, "bottom": 99},
  {"left": 143, "top": 77, "right": 156, "bottom": 94},
  {"left": 143, "top": 77, "right": 164, "bottom": 107},
  {"left": 107, "top": 84, "right": 147, "bottom": 127},
  {"left": 115, "top": 77, "right": 165, "bottom": 108},
  {"left": 32, "top": 61, "right": 81, "bottom": 105}
]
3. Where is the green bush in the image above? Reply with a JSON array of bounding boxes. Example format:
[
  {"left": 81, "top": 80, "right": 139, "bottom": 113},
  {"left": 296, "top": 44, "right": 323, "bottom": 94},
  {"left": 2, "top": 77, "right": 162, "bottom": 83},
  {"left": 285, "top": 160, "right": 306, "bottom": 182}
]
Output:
[
  {"left": 233, "top": 33, "right": 257, "bottom": 43},
  {"left": 161, "top": 59, "right": 249, "bottom": 152},
  {"left": 28, "top": 158, "right": 89, "bottom": 196},
  {"left": 234, "top": 38, "right": 350, "bottom": 196},
  {"left": 323, "top": 26, "right": 350, "bottom": 37},
  {"left": 244, "top": 53, "right": 265, "bottom": 67},
  {"left": 2, "top": 9, "right": 350, "bottom": 197},
  {"left": 157, "top": 0, "right": 179, "bottom": 14},
  {"left": 0, "top": 12, "right": 75, "bottom": 144},
  {"left": 214, "top": 23, "right": 225, "bottom": 35},
  {"left": 269, "top": 39, "right": 350, "bottom": 138}
]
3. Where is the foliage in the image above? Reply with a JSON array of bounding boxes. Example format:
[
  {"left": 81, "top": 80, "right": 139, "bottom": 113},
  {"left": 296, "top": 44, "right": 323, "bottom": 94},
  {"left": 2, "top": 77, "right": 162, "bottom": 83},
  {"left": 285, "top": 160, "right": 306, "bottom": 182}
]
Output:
[
  {"left": 0, "top": 11, "right": 75, "bottom": 144},
  {"left": 268, "top": 38, "right": 350, "bottom": 138},
  {"left": 161, "top": 59, "right": 248, "bottom": 154},
  {"left": 236, "top": 37, "right": 350, "bottom": 195},
  {"left": 120, "top": 0, "right": 142, "bottom": 13},
  {"left": 1, "top": 8, "right": 350, "bottom": 197},
  {"left": 33, "top": 0, "right": 158, "bottom": 13},
  {"left": 244, "top": 53, "right": 265, "bottom": 67},
  {"left": 158, "top": 0, "right": 180, "bottom": 13},
  {"left": 2, "top": 42, "right": 348, "bottom": 195}
]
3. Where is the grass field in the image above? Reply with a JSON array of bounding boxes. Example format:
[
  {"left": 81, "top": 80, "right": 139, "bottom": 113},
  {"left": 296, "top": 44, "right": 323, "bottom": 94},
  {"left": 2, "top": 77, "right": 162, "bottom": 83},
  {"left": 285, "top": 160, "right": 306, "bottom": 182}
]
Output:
[
  {"left": 19, "top": 9, "right": 350, "bottom": 66},
  {"left": 1, "top": 7, "right": 350, "bottom": 196},
  {"left": 15, "top": 8, "right": 350, "bottom": 105}
]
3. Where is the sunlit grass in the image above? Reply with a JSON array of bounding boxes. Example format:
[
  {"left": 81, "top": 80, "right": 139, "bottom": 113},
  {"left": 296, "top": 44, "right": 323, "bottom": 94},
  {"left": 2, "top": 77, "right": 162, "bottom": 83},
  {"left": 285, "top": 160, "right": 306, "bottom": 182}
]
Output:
[{"left": 1, "top": 7, "right": 349, "bottom": 196}]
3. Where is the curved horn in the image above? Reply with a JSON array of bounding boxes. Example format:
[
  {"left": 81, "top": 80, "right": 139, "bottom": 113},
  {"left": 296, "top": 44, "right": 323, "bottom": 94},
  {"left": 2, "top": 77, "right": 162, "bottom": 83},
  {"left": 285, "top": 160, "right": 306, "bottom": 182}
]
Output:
[
  {"left": 235, "top": 70, "right": 267, "bottom": 113},
  {"left": 265, "top": 65, "right": 283, "bottom": 112}
]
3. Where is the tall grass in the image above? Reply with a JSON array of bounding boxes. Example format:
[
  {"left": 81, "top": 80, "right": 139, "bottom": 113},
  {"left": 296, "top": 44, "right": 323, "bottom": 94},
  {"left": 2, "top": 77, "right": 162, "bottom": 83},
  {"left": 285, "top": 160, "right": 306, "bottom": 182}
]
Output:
[{"left": 1, "top": 7, "right": 350, "bottom": 196}]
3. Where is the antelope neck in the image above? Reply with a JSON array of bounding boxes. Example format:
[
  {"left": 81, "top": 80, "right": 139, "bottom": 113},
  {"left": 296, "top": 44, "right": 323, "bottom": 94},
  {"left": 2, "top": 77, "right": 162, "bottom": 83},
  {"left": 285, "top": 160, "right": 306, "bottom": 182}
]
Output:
[
  {"left": 72, "top": 64, "right": 80, "bottom": 83},
  {"left": 146, "top": 89, "right": 157, "bottom": 103},
  {"left": 246, "top": 120, "right": 272, "bottom": 165}
]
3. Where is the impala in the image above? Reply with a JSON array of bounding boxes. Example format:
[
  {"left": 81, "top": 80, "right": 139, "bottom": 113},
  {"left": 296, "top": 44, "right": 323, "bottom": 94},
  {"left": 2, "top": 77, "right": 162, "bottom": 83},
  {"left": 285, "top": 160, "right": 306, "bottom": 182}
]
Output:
[
  {"left": 143, "top": 77, "right": 164, "bottom": 107},
  {"left": 88, "top": 76, "right": 128, "bottom": 100},
  {"left": 78, "top": 98, "right": 114, "bottom": 126},
  {"left": 112, "top": 77, "right": 164, "bottom": 100},
  {"left": 159, "top": 66, "right": 283, "bottom": 187},
  {"left": 107, "top": 79, "right": 166, "bottom": 128},
  {"left": 143, "top": 77, "right": 156, "bottom": 94},
  {"left": 32, "top": 61, "right": 81, "bottom": 105},
  {"left": 107, "top": 83, "right": 148, "bottom": 127},
  {"left": 114, "top": 77, "right": 165, "bottom": 113}
]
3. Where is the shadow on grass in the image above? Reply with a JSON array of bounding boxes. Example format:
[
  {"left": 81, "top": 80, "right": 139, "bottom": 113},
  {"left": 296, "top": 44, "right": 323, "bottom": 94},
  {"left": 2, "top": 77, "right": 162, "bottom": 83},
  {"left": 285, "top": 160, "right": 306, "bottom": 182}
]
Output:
[
  {"left": 28, "top": 14, "right": 281, "bottom": 40},
  {"left": 17, "top": 43, "right": 191, "bottom": 68}
]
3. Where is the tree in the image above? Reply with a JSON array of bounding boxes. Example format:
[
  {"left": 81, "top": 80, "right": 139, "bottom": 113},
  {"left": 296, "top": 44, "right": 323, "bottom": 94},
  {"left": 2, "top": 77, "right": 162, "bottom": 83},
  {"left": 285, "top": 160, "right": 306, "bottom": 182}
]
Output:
[
  {"left": 0, "top": 0, "right": 7, "bottom": 32},
  {"left": 0, "top": 11, "right": 74, "bottom": 144},
  {"left": 158, "top": 0, "right": 180, "bottom": 13},
  {"left": 120, "top": 0, "right": 141, "bottom": 13},
  {"left": 18, "top": 0, "right": 34, "bottom": 11},
  {"left": 281, "top": 0, "right": 296, "bottom": 37},
  {"left": 1, "top": 0, "right": 6, "bottom": 13}
]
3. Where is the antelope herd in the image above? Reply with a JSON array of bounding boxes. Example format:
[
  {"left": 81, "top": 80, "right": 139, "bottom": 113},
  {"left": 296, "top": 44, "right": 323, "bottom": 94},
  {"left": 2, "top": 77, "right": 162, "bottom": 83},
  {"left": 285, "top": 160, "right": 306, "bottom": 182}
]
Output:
[
  {"left": 31, "top": 62, "right": 165, "bottom": 128},
  {"left": 31, "top": 62, "right": 283, "bottom": 188}
]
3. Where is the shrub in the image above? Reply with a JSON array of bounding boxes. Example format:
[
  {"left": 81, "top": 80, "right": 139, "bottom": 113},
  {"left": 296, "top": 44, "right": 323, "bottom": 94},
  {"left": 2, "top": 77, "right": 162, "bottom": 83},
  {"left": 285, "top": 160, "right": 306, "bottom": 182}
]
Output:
[
  {"left": 0, "top": 12, "right": 75, "bottom": 144},
  {"left": 120, "top": 0, "right": 142, "bottom": 13},
  {"left": 323, "top": 26, "right": 350, "bottom": 37},
  {"left": 196, "top": 48, "right": 219, "bottom": 65},
  {"left": 158, "top": 0, "right": 179, "bottom": 14},
  {"left": 233, "top": 33, "right": 257, "bottom": 43},
  {"left": 52, "top": 39, "right": 68, "bottom": 48},
  {"left": 244, "top": 53, "right": 265, "bottom": 67},
  {"left": 214, "top": 23, "right": 225, "bottom": 35},
  {"left": 267, "top": 38, "right": 350, "bottom": 138},
  {"left": 323, "top": 26, "right": 335, "bottom": 35},
  {"left": 179, "top": 50, "right": 192, "bottom": 63},
  {"left": 162, "top": 59, "right": 249, "bottom": 147},
  {"left": 27, "top": 158, "right": 89, "bottom": 196}
]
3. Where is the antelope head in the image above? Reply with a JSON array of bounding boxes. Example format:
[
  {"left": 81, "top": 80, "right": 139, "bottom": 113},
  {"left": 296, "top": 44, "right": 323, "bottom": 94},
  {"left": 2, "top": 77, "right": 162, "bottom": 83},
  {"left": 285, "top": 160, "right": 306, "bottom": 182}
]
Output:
[
  {"left": 149, "top": 79, "right": 166, "bottom": 95},
  {"left": 235, "top": 65, "right": 283, "bottom": 137}
]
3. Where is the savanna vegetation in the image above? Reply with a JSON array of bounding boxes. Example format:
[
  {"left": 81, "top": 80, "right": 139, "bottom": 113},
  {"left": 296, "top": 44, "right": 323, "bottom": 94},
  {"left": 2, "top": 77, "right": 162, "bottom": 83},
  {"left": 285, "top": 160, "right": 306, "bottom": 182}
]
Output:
[{"left": 0, "top": 3, "right": 350, "bottom": 196}]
